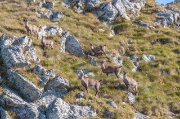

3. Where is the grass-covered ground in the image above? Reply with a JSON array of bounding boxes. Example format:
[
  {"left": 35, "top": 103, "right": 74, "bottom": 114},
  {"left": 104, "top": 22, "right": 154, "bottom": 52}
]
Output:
[{"left": 0, "top": 0, "right": 179, "bottom": 118}]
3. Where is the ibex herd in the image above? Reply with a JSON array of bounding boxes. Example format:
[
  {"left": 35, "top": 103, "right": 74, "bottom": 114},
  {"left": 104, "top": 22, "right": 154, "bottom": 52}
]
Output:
[
  {"left": 23, "top": 19, "right": 53, "bottom": 49},
  {"left": 23, "top": 19, "right": 139, "bottom": 97}
]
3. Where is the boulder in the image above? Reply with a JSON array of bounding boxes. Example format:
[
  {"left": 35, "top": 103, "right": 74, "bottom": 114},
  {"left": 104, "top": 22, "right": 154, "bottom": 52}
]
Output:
[
  {"left": 0, "top": 87, "right": 26, "bottom": 108},
  {"left": 44, "top": 11, "right": 63, "bottom": 20},
  {"left": 39, "top": 69, "right": 56, "bottom": 85},
  {"left": 12, "top": 36, "right": 32, "bottom": 48},
  {"left": 104, "top": 110, "right": 113, "bottom": 119},
  {"left": 134, "top": 113, "right": 150, "bottom": 119},
  {"left": 33, "top": 65, "right": 47, "bottom": 76},
  {"left": 130, "top": 54, "right": 139, "bottom": 61},
  {"left": 88, "top": 55, "right": 97, "bottom": 66},
  {"left": 46, "top": 98, "right": 97, "bottom": 119},
  {"left": 0, "top": 107, "right": 11, "bottom": 119},
  {"left": 24, "top": 47, "right": 40, "bottom": 63},
  {"left": 113, "top": 0, "right": 130, "bottom": 20},
  {"left": 96, "top": 2, "right": 118, "bottom": 21},
  {"left": 107, "top": 101, "right": 118, "bottom": 108},
  {"left": 0, "top": 34, "right": 14, "bottom": 50},
  {"left": 1, "top": 46, "right": 31, "bottom": 69},
  {"left": 46, "top": 76, "right": 69, "bottom": 91},
  {"left": 128, "top": 92, "right": 136, "bottom": 104},
  {"left": 84, "top": 0, "right": 101, "bottom": 11},
  {"left": 42, "top": 1, "right": 54, "bottom": 10},
  {"left": 60, "top": 31, "right": 84, "bottom": 57},
  {"left": 38, "top": 26, "right": 63, "bottom": 38},
  {"left": 142, "top": 54, "right": 155, "bottom": 62},
  {"left": 7, "top": 70, "right": 43, "bottom": 101},
  {"left": 12, "top": 104, "right": 39, "bottom": 119},
  {"left": 113, "top": 55, "right": 123, "bottom": 66}
]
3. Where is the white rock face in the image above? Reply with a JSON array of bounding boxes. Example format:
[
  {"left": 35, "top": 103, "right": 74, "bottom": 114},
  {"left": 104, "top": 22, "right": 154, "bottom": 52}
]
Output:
[{"left": 46, "top": 98, "right": 97, "bottom": 119}]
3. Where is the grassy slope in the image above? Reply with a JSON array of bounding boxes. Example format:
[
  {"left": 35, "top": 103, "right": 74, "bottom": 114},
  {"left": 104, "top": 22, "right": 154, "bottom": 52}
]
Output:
[{"left": 0, "top": 0, "right": 179, "bottom": 118}]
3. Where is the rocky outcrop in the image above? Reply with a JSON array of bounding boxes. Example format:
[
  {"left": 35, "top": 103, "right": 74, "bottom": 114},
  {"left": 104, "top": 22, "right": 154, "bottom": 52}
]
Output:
[
  {"left": 128, "top": 92, "right": 136, "bottom": 104},
  {"left": 46, "top": 98, "right": 97, "bottom": 119},
  {"left": 39, "top": 69, "right": 56, "bottom": 85},
  {"left": 11, "top": 104, "right": 39, "bottom": 119},
  {"left": 38, "top": 25, "right": 63, "bottom": 38},
  {"left": 84, "top": 0, "right": 101, "bottom": 10},
  {"left": 7, "top": 70, "right": 43, "bottom": 101},
  {"left": 12, "top": 36, "right": 32, "bottom": 48},
  {"left": 0, "top": 88, "right": 26, "bottom": 108},
  {"left": 0, "top": 107, "right": 11, "bottom": 119},
  {"left": 60, "top": 31, "right": 84, "bottom": 57},
  {"left": 133, "top": 21, "right": 155, "bottom": 29},
  {"left": 33, "top": 65, "right": 47, "bottom": 75},
  {"left": 1, "top": 46, "right": 31, "bottom": 69},
  {"left": 46, "top": 76, "right": 69, "bottom": 92},
  {"left": 96, "top": 2, "right": 118, "bottom": 21},
  {"left": 107, "top": 101, "right": 118, "bottom": 108},
  {"left": 24, "top": 47, "right": 40, "bottom": 63}
]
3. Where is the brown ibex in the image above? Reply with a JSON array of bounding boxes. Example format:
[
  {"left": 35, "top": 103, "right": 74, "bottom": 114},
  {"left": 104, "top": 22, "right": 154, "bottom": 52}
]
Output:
[
  {"left": 41, "top": 36, "right": 53, "bottom": 49},
  {"left": 23, "top": 19, "right": 39, "bottom": 39},
  {"left": 123, "top": 71, "right": 138, "bottom": 95},
  {"left": 100, "top": 61, "right": 122, "bottom": 78},
  {"left": 90, "top": 43, "right": 106, "bottom": 56},
  {"left": 79, "top": 70, "right": 101, "bottom": 97}
]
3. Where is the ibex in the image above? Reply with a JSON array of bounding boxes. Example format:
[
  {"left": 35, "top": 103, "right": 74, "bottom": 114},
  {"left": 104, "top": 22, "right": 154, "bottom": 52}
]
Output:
[
  {"left": 79, "top": 70, "right": 101, "bottom": 97},
  {"left": 100, "top": 61, "right": 122, "bottom": 78},
  {"left": 41, "top": 36, "right": 53, "bottom": 49},
  {"left": 123, "top": 71, "right": 138, "bottom": 95},
  {"left": 90, "top": 43, "right": 106, "bottom": 56},
  {"left": 23, "top": 19, "right": 39, "bottom": 39}
]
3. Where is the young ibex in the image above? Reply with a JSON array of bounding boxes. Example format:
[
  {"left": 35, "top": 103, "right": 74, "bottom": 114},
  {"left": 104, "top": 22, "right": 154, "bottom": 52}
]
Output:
[
  {"left": 23, "top": 19, "right": 39, "bottom": 39},
  {"left": 123, "top": 71, "right": 138, "bottom": 95},
  {"left": 41, "top": 36, "right": 53, "bottom": 49},
  {"left": 90, "top": 43, "right": 106, "bottom": 56},
  {"left": 100, "top": 61, "right": 122, "bottom": 78},
  {"left": 79, "top": 70, "right": 101, "bottom": 97}
]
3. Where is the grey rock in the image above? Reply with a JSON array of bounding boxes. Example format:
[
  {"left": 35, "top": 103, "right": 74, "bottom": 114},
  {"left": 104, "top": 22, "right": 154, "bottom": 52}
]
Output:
[
  {"left": 24, "top": 47, "right": 40, "bottom": 63},
  {"left": 46, "top": 76, "right": 69, "bottom": 91},
  {"left": 46, "top": 98, "right": 97, "bottom": 119},
  {"left": 42, "top": 1, "right": 54, "bottom": 10},
  {"left": 1, "top": 46, "right": 31, "bottom": 69},
  {"left": 12, "top": 103, "right": 39, "bottom": 119},
  {"left": 12, "top": 36, "right": 32, "bottom": 48},
  {"left": 60, "top": 31, "right": 84, "bottom": 57},
  {"left": 88, "top": 55, "right": 97, "bottom": 66},
  {"left": 0, "top": 87, "right": 26, "bottom": 108},
  {"left": 0, "top": 107, "right": 11, "bottom": 119},
  {"left": 76, "top": 69, "right": 95, "bottom": 77},
  {"left": 130, "top": 55, "right": 139, "bottom": 61},
  {"left": 107, "top": 101, "right": 117, "bottom": 108},
  {"left": 142, "top": 54, "right": 155, "bottom": 62},
  {"left": 128, "top": 92, "right": 136, "bottom": 104},
  {"left": 33, "top": 65, "right": 47, "bottom": 76},
  {"left": 44, "top": 10, "right": 63, "bottom": 20},
  {"left": 113, "top": 55, "right": 123, "bottom": 66},
  {"left": 97, "top": 2, "right": 118, "bottom": 21},
  {"left": 38, "top": 25, "right": 63, "bottom": 38},
  {"left": 84, "top": 0, "right": 101, "bottom": 11},
  {"left": 76, "top": 92, "right": 84, "bottom": 99},
  {"left": 0, "top": 34, "right": 15, "bottom": 49},
  {"left": 134, "top": 113, "right": 150, "bottom": 119},
  {"left": 104, "top": 110, "right": 113, "bottom": 119},
  {"left": 39, "top": 69, "right": 56, "bottom": 85},
  {"left": 7, "top": 70, "right": 43, "bottom": 101},
  {"left": 113, "top": 0, "right": 130, "bottom": 20}
]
